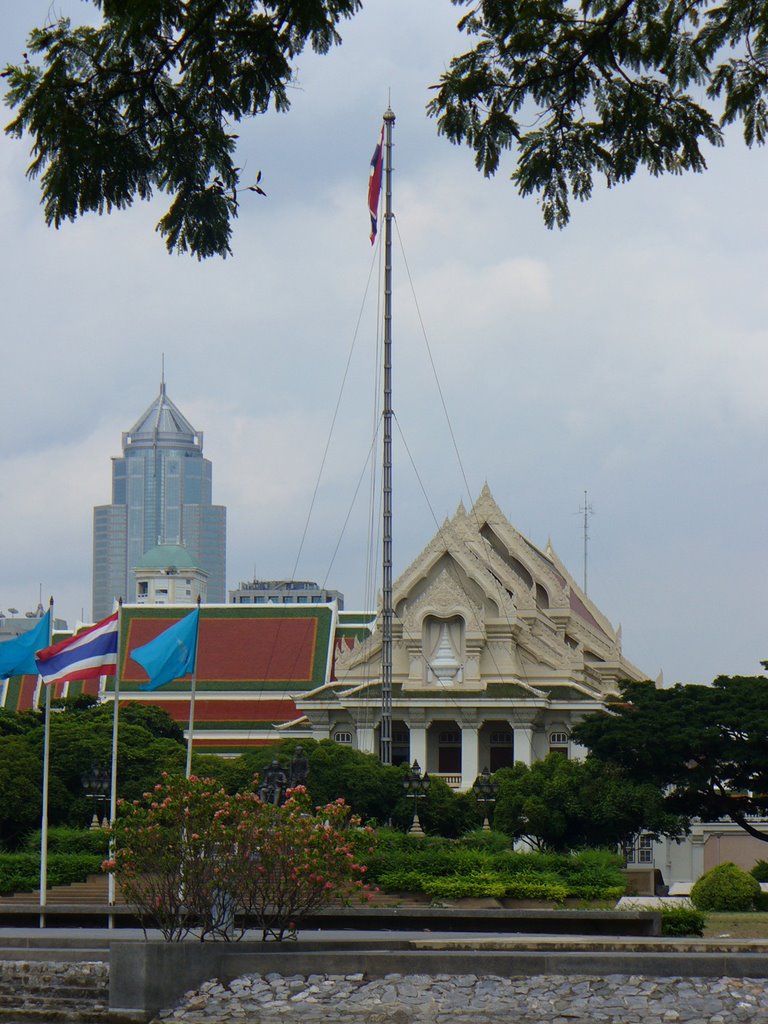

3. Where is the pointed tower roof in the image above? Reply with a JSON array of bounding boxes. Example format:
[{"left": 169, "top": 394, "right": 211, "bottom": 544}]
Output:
[{"left": 123, "top": 382, "right": 201, "bottom": 451}]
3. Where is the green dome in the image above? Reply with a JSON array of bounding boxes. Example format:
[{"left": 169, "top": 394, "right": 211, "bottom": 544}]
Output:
[{"left": 136, "top": 544, "right": 200, "bottom": 570}]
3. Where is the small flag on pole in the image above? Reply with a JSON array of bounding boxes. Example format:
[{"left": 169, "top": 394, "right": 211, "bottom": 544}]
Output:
[
  {"left": 35, "top": 612, "right": 118, "bottom": 685},
  {"left": 0, "top": 610, "right": 51, "bottom": 679},
  {"left": 368, "top": 124, "right": 384, "bottom": 244},
  {"left": 130, "top": 607, "right": 200, "bottom": 691}
]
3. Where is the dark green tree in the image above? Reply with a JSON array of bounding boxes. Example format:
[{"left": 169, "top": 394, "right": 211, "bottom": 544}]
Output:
[
  {"left": 492, "top": 753, "right": 684, "bottom": 852},
  {"left": 8, "top": 1, "right": 768, "bottom": 255},
  {"left": 0, "top": 700, "right": 188, "bottom": 843},
  {"left": 573, "top": 676, "right": 768, "bottom": 843},
  {"left": 3, "top": 0, "right": 360, "bottom": 258},
  {"left": 428, "top": 0, "right": 768, "bottom": 228}
]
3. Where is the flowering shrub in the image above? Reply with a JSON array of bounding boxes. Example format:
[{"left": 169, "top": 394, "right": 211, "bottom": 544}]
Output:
[
  {"left": 106, "top": 774, "right": 373, "bottom": 941},
  {"left": 224, "top": 788, "right": 374, "bottom": 940}
]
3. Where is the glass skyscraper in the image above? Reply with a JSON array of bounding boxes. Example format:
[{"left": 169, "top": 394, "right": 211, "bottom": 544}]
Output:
[{"left": 92, "top": 382, "right": 226, "bottom": 619}]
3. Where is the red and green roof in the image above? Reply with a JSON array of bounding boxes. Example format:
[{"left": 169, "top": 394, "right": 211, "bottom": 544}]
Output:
[{"left": 112, "top": 604, "right": 336, "bottom": 693}]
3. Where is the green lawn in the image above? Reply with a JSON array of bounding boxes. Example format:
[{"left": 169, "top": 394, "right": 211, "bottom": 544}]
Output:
[{"left": 703, "top": 913, "right": 768, "bottom": 939}]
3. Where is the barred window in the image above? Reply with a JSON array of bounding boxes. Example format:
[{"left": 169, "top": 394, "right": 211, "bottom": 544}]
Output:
[{"left": 334, "top": 731, "right": 352, "bottom": 745}]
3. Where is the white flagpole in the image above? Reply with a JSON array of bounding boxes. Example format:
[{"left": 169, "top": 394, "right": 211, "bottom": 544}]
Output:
[
  {"left": 38, "top": 597, "right": 54, "bottom": 928},
  {"left": 107, "top": 599, "right": 122, "bottom": 920},
  {"left": 184, "top": 597, "right": 202, "bottom": 779}
]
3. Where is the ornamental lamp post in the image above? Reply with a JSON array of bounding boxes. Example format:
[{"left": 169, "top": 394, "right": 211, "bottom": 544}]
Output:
[
  {"left": 81, "top": 763, "right": 110, "bottom": 830},
  {"left": 402, "top": 759, "right": 429, "bottom": 837},
  {"left": 472, "top": 766, "right": 499, "bottom": 832}
]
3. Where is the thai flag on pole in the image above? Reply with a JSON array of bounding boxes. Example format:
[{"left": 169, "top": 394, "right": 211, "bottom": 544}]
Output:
[
  {"left": 368, "top": 124, "right": 384, "bottom": 244},
  {"left": 35, "top": 612, "right": 119, "bottom": 685}
]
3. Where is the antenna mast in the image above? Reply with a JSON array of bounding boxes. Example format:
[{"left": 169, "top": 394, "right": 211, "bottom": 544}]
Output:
[
  {"left": 380, "top": 106, "right": 395, "bottom": 767},
  {"left": 579, "top": 490, "right": 594, "bottom": 594}
]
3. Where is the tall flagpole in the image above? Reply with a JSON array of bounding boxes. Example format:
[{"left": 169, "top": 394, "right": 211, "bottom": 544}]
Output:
[
  {"left": 38, "top": 596, "right": 54, "bottom": 928},
  {"left": 107, "top": 598, "right": 122, "bottom": 918},
  {"left": 380, "top": 106, "right": 395, "bottom": 767},
  {"left": 185, "top": 597, "right": 202, "bottom": 779}
]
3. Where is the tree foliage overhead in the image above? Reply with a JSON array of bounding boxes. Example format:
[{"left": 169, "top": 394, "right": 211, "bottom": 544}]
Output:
[
  {"left": 428, "top": 0, "right": 768, "bottom": 227},
  {"left": 6, "top": 1, "right": 768, "bottom": 254},
  {"left": 3, "top": 0, "right": 361, "bottom": 258},
  {"left": 573, "top": 676, "right": 768, "bottom": 843}
]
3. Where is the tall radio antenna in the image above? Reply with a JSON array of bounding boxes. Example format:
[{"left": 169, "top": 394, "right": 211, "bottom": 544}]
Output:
[{"left": 579, "top": 490, "right": 594, "bottom": 594}]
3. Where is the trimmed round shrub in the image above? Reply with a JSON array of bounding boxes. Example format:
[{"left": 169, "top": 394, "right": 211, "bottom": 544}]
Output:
[
  {"left": 750, "top": 859, "right": 768, "bottom": 883},
  {"left": 690, "top": 862, "right": 760, "bottom": 912}
]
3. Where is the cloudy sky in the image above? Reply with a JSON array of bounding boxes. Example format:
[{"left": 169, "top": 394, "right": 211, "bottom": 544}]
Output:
[{"left": 1, "top": 1, "right": 766, "bottom": 686}]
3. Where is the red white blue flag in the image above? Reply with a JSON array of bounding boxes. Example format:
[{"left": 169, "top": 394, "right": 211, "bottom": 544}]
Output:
[
  {"left": 35, "top": 612, "right": 119, "bottom": 685},
  {"left": 368, "top": 124, "right": 384, "bottom": 244}
]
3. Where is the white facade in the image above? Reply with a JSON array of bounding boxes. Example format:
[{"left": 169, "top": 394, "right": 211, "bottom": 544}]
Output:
[{"left": 297, "top": 485, "right": 647, "bottom": 791}]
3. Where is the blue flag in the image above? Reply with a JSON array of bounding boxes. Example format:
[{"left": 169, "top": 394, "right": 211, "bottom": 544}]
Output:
[
  {"left": 0, "top": 610, "right": 51, "bottom": 679},
  {"left": 130, "top": 608, "right": 200, "bottom": 691}
]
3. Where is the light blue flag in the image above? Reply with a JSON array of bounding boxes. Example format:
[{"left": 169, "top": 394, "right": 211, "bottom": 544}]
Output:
[
  {"left": 130, "top": 608, "right": 200, "bottom": 691},
  {"left": 0, "top": 610, "right": 51, "bottom": 679}
]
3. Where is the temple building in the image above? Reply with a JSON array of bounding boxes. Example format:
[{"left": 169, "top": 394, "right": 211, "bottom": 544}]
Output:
[{"left": 293, "top": 485, "right": 647, "bottom": 790}]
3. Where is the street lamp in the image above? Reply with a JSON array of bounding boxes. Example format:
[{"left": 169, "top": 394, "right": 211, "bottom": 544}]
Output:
[
  {"left": 81, "top": 763, "right": 110, "bottom": 830},
  {"left": 472, "top": 767, "right": 499, "bottom": 832},
  {"left": 402, "top": 759, "right": 429, "bottom": 836}
]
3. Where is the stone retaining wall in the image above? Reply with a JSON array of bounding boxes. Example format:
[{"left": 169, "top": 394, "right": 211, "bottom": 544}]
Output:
[
  {"left": 0, "top": 960, "right": 109, "bottom": 1021},
  {"left": 157, "top": 971, "right": 768, "bottom": 1024},
  {"left": 4, "top": 960, "right": 768, "bottom": 1023}
]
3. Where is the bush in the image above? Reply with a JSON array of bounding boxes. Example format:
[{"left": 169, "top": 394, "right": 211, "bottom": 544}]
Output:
[
  {"left": 21, "top": 827, "right": 109, "bottom": 856},
  {"left": 660, "top": 906, "right": 707, "bottom": 937},
  {"left": 0, "top": 852, "right": 104, "bottom": 895},
  {"left": 422, "top": 873, "right": 508, "bottom": 900},
  {"left": 459, "top": 829, "right": 512, "bottom": 851},
  {"left": 363, "top": 833, "right": 627, "bottom": 902},
  {"left": 750, "top": 859, "right": 768, "bottom": 883},
  {"left": 690, "top": 862, "right": 761, "bottom": 912}
]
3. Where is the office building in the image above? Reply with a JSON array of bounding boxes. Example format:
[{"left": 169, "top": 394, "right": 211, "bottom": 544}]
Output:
[{"left": 92, "top": 381, "right": 226, "bottom": 619}]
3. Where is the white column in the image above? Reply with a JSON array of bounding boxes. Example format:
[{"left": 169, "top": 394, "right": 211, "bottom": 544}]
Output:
[
  {"left": 409, "top": 725, "right": 427, "bottom": 771},
  {"left": 514, "top": 725, "right": 534, "bottom": 766},
  {"left": 689, "top": 830, "right": 707, "bottom": 884},
  {"left": 461, "top": 726, "right": 479, "bottom": 791},
  {"left": 356, "top": 726, "right": 375, "bottom": 755}
]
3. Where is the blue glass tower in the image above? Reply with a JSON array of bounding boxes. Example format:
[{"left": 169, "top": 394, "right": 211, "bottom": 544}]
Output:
[{"left": 92, "top": 382, "right": 226, "bottom": 619}]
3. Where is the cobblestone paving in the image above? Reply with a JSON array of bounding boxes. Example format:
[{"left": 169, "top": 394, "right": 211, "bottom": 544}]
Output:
[{"left": 157, "top": 972, "right": 768, "bottom": 1024}]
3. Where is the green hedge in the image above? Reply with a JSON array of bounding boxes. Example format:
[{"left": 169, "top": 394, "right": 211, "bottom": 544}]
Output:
[
  {"left": 0, "top": 852, "right": 103, "bottom": 896},
  {"left": 364, "top": 832, "right": 625, "bottom": 902},
  {"left": 21, "top": 827, "right": 109, "bottom": 856}
]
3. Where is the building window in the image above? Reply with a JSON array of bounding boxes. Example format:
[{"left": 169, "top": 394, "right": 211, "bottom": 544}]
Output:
[
  {"left": 490, "top": 731, "right": 513, "bottom": 745},
  {"left": 438, "top": 730, "right": 461, "bottom": 745},
  {"left": 624, "top": 834, "right": 654, "bottom": 865},
  {"left": 549, "top": 731, "right": 569, "bottom": 757},
  {"left": 334, "top": 731, "right": 352, "bottom": 745}
]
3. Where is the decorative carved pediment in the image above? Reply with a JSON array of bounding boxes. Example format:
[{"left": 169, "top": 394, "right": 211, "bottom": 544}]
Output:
[{"left": 402, "top": 566, "right": 485, "bottom": 638}]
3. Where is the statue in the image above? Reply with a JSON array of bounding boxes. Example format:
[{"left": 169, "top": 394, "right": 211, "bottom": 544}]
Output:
[
  {"left": 289, "top": 746, "right": 309, "bottom": 788},
  {"left": 257, "top": 760, "right": 288, "bottom": 805}
]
